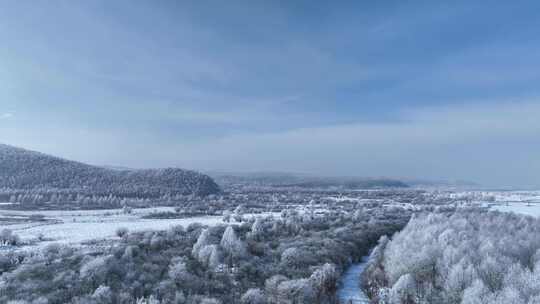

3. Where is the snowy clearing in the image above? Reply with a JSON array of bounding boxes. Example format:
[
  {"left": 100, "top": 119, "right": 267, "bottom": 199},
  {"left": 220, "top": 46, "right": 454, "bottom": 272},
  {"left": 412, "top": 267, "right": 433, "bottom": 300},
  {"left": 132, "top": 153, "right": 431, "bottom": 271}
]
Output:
[
  {"left": 0, "top": 207, "right": 227, "bottom": 249},
  {"left": 492, "top": 202, "right": 540, "bottom": 217},
  {"left": 0, "top": 207, "right": 280, "bottom": 251}
]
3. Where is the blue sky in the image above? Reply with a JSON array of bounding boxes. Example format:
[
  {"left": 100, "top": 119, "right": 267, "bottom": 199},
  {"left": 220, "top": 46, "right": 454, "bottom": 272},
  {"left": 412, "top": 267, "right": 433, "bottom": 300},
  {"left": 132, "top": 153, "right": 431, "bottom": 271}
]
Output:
[{"left": 1, "top": 1, "right": 540, "bottom": 187}]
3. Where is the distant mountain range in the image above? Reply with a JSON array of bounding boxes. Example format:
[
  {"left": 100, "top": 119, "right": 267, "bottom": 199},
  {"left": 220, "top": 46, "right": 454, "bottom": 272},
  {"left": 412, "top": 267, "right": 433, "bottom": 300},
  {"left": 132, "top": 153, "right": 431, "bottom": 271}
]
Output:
[
  {"left": 209, "top": 171, "right": 480, "bottom": 190},
  {"left": 402, "top": 178, "right": 480, "bottom": 189},
  {"left": 208, "top": 171, "right": 410, "bottom": 189},
  {"left": 0, "top": 144, "right": 220, "bottom": 196}
]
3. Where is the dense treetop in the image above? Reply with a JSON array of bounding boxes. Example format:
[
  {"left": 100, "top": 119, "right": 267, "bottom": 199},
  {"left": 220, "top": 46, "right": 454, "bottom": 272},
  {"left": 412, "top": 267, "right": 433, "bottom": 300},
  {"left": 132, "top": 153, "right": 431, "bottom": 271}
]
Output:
[{"left": 363, "top": 211, "right": 540, "bottom": 304}]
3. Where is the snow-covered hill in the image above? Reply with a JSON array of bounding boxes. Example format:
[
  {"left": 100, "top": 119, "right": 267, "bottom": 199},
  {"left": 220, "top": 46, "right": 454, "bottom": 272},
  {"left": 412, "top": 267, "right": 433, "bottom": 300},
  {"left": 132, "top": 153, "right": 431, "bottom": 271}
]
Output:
[{"left": 0, "top": 144, "right": 220, "bottom": 196}]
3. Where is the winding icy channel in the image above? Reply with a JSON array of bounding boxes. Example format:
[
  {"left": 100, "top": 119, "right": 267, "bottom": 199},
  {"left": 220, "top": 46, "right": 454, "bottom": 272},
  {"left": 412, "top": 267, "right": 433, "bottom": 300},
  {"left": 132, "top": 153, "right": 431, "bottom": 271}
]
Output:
[{"left": 337, "top": 255, "right": 371, "bottom": 304}]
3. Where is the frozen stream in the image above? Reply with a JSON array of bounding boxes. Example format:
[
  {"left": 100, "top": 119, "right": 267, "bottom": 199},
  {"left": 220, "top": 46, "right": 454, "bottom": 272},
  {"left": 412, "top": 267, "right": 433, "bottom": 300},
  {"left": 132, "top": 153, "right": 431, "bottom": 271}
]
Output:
[{"left": 337, "top": 255, "right": 371, "bottom": 304}]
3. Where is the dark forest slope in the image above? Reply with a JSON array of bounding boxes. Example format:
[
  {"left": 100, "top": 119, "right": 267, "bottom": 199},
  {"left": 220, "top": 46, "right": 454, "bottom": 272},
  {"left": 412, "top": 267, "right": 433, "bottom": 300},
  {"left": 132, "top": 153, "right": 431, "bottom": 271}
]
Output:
[{"left": 0, "top": 144, "right": 220, "bottom": 196}]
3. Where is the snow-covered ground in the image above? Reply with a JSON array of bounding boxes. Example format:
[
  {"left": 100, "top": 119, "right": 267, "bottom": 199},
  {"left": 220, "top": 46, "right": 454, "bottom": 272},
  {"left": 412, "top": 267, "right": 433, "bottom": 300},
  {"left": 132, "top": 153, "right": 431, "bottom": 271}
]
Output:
[
  {"left": 466, "top": 190, "right": 540, "bottom": 217},
  {"left": 0, "top": 206, "right": 175, "bottom": 219},
  {"left": 0, "top": 207, "right": 227, "bottom": 249},
  {"left": 492, "top": 203, "right": 540, "bottom": 217},
  {"left": 325, "top": 196, "right": 383, "bottom": 204},
  {"left": 337, "top": 255, "right": 370, "bottom": 304},
  {"left": 0, "top": 207, "right": 280, "bottom": 251},
  {"left": 439, "top": 190, "right": 540, "bottom": 217}
]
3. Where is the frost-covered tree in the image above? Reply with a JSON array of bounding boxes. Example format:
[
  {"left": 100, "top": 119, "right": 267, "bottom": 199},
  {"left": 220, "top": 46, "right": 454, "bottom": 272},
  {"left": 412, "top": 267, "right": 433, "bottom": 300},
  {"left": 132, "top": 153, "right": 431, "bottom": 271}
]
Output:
[
  {"left": 192, "top": 229, "right": 211, "bottom": 258},
  {"left": 136, "top": 295, "right": 161, "bottom": 304},
  {"left": 240, "top": 288, "right": 266, "bottom": 304},
  {"left": 80, "top": 255, "right": 110, "bottom": 290},
  {"left": 220, "top": 226, "right": 246, "bottom": 267},
  {"left": 309, "top": 263, "right": 338, "bottom": 304},
  {"left": 92, "top": 285, "right": 113, "bottom": 304},
  {"left": 198, "top": 245, "right": 222, "bottom": 269},
  {"left": 222, "top": 210, "right": 232, "bottom": 223},
  {"left": 280, "top": 247, "right": 302, "bottom": 268},
  {"left": 249, "top": 217, "right": 265, "bottom": 240},
  {"left": 0, "top": 229, "right": 19, "bottom": 246},
  {"left": 367, "top": 211, "right": 540, "bottom": 304},
  {"left": 277, "top": 279, "right": 316, "bottom": 304},
  {"left": 168, "top": 259, "right": 201, "bottom": 294},
  {"left": 389, "top": 274, "right": 417, "bottom": 304},
  {"left": 265, "top": 275, "right": 288, "bottom": 304},
  {"left": 234, "top": 205, "right": 245, "bottom": 222}
]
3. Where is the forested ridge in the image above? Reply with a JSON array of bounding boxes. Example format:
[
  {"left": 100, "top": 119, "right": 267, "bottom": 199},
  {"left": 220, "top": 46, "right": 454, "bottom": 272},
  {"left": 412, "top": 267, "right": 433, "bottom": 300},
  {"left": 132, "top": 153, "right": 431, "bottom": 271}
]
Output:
[{"left": 0, "top": 144, "right": 220, "bottom": 197}]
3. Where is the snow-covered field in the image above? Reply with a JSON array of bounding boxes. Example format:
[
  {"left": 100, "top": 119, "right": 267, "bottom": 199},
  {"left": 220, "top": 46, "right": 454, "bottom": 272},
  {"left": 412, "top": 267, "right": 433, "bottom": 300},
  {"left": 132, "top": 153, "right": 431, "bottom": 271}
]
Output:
[
  {"left": 491, "top": 191, "right": 540, "bottom": 203},
  {"left": 0, "top": 207, "right": 225, "bottom": 249},
  {"left": 325, "top": 196, "right": 385, "bottom": 204},
  {"left": 492, "top": 203, "right": 540, "bottom": 217},
  {"left": 468, "top": 190, "right": 540, "bottom": 217},
  {"left": 0, "top": 207, "right": 281, "bottom": 251}
]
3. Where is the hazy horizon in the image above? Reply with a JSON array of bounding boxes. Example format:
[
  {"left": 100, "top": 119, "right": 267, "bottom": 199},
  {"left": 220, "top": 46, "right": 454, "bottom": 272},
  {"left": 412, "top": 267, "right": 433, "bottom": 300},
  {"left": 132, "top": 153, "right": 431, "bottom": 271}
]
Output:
[
  {"left": 2, "top": 1, "right": 540, "bottom": 188},
  {"left": 0, "top": 142, "right": 519, "bottom": 190}
]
